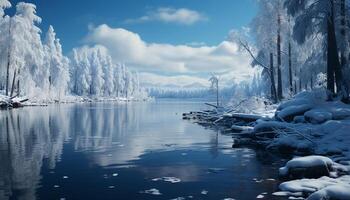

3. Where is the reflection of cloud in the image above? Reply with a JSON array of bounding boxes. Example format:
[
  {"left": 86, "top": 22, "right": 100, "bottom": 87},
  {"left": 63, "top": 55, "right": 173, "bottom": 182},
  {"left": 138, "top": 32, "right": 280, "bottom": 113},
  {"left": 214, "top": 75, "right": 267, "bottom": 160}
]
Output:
[{"left": 74, "top": 103, "right": 211, "bottom": 167}]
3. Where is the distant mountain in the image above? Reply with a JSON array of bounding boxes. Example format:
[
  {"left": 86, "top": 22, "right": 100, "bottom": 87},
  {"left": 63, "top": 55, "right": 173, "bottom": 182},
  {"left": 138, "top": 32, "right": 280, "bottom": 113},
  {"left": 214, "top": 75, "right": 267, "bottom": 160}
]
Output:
[{"left": 182, "top": 82, "right": 207, "bottom": 89}]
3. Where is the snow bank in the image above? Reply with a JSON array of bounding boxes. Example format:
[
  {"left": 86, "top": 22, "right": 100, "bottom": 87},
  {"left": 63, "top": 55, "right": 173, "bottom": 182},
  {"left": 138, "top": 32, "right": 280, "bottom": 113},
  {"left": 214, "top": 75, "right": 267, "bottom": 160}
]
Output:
[
  {"left": 307, "top": 185, "right": 350, "bottom": 200},
  {"left": 276, "top": 90, "right": 350, "bottom": 124},
  {"left": 251, "top": 89, "right": 350, "bottom": 157},
  {"left": 279, "top": 156, "right": 334, "bottom": 178},
  {"left": 277, "top": 176, "right": 350, "bottom": 199}
]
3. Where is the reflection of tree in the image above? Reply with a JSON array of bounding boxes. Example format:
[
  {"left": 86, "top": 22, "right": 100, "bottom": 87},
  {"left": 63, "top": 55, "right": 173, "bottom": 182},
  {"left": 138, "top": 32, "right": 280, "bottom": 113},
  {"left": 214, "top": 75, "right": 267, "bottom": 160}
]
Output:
[
  {"left": 0, "top": 107, "right": 70, "bottom": 200},
  {"left": 209, "top": 130, "right": 219, "bottom": 158},
  {"left": 72, "top": 103, "right": 139, "bottom": 152}
]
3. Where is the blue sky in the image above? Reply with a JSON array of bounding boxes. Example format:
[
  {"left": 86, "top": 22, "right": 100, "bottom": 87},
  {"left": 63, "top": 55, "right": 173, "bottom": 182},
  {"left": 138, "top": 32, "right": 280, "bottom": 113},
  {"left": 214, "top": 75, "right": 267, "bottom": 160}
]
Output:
[
  {"left": 9, "top": 0, "right": 257, "bottom": 52},
  {"left": 8, "top": 0, "right": 258, "bottom": 88}
]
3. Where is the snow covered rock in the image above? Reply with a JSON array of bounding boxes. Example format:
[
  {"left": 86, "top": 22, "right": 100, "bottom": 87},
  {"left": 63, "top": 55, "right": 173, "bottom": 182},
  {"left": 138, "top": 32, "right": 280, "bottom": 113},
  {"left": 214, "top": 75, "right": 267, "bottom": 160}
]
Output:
[
  {"left": 304, "top": 109, "right": 333, "bottom": 124},
  {"left": 293, "top": 115, "right": 306, "bottom": 123},
  {"left": 277, "top": 175, "right": 350, "bottom": 200},
  {"left": 277, "top": 104, "right": 313, "bottom": 122},
  {"left": 307, "top": 185, "right": 350, "bottom": 200},
  {"left": 253, "top": 121, "right": 289, "bottom": 134},
  {"left": 279, "top": 156, "right": 334, "bottom": 179}
]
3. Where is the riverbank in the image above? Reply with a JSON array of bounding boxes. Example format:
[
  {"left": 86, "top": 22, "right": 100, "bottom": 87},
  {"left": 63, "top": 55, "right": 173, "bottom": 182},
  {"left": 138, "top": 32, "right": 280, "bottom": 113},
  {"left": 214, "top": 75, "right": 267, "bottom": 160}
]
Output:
[{"left": 183, "top": 89, "right": 350, "bottom": 199}]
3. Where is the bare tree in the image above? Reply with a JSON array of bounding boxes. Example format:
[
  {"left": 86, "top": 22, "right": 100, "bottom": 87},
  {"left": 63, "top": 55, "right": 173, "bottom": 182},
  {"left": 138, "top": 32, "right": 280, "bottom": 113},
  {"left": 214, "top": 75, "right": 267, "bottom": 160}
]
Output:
[{"left": 209, "top": 74, "right": 219, "bottom": 107}]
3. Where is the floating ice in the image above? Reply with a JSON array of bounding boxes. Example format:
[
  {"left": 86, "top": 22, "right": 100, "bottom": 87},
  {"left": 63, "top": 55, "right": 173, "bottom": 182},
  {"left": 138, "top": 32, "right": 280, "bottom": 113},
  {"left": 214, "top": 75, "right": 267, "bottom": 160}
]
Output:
[
  {"left": 152, "top": 177, "right": 181, "bottom": 183},
  {"left": 170, "top": 197, "right": 185, "bottom": 200},
  {"left": 63, "top": 176, "right": 69, "bottom": 179},
  {"left": 140, "top": 188, "right": 162, "bottom": 195},
  {"left": 112, "top": 173, "right": 118, "bottom": 177},
  {"left": 201, "top": 190, "right": 208, "bottom": 195}
]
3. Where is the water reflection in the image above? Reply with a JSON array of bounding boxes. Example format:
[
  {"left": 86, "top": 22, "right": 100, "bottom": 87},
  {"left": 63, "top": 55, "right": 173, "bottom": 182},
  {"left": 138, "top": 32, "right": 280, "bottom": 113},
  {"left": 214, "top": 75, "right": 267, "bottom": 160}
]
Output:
[{"left": 0, "top": 101, "right": 284, "bottom": 200}]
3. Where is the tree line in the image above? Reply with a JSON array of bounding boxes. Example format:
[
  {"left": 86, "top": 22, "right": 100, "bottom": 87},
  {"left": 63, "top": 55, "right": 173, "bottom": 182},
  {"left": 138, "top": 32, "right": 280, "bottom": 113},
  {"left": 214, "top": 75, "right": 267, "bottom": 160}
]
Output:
[
  {"left": 234, "top": 0, "right": 350, "bottom": 103},
  {"left": 0, "top": 1, "right": 145, "bottom": 100}
]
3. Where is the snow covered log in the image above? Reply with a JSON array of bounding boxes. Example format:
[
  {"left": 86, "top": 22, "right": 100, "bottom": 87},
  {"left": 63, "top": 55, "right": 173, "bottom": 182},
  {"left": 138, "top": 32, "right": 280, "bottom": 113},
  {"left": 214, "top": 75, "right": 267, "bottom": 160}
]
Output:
[{"left": 0, "top": 95, "right": 29, "bottom": 109}]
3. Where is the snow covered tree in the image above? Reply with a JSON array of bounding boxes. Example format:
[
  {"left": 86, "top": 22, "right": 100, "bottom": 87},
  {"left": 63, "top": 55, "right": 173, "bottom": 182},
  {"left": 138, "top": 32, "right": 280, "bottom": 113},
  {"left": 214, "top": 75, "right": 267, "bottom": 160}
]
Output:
[
  {"left": 70, "top": 48, "right": 91, "bottom": 95},
  {"left": 44, "top": 25, "right": 70, "bottom": 99},
  {"left": 0, "top": 0, "right": 11, "bottom": 94},
  {"left": 284, "top": 0, "right": 345, "bottom": 97},
  {"left": 209, "top": 74, "right": 219, "bottom": 106},
  {"left": 100, "top": 50, "right": 114, "bottom": 96},
  {"left": 11, "top": 2, "right": 45, "bottom": 96},
  {"left": 0, "top": 0, "right": 10, "bottom": 17},
  {"left": 90, "top": 50, "right": 104, "bottom": 96},
  {"left": 69, "top": 46, "right": 144, "bottom": 99}
]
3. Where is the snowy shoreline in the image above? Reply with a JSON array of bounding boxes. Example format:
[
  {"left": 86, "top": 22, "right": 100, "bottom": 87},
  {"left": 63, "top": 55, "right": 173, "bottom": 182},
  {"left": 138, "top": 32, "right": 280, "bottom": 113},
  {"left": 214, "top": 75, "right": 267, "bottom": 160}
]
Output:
[
  {"left": 183, "top": 90, "right": 350, "bottom": 199},
  {"left": 0, "top": 94, "right": 152, "bottom": 109}
]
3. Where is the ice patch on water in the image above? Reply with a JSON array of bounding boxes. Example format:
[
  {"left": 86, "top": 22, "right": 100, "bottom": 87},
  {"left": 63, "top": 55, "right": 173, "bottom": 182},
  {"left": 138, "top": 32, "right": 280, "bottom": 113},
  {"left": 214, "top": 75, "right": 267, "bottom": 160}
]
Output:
[
  {"left": 207, "top": 168, "right": 225, "bottom": 173},
  {"left": 170, "top": 197, "right": 185, "bottom": 200},
  {"left": 253, "top": 178, "right": 263, "bottom": 183},
  {"left": 112, "top": 173, "right": 118, "bottom": 177},
  {"left": 201, "top": 190, "right": 208, "bottom": 195},
  {"left": 63, "top": 176, "right": 69, "bottom": 179},
  {"left": 54, "top": 185, "right": 60, "bottom": 188},
  {"left": 256, "top": 194, "right": 264, "bottom": 198},
  {"left": 152, "top": 177, "right": 181, "bottom": 183},
  {"left": 140, "top": 188, "right": 162, "bottom": 195},
  {"left": 108, "top": 186, "right": 115, "bottom": 189}
]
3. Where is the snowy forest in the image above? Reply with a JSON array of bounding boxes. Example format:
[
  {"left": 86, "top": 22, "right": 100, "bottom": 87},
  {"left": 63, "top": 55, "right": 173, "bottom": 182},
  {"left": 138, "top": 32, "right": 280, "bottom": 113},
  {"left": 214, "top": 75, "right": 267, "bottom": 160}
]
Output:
[
  {"left": 0, "top": 0, "right": 146, "bottom": 103},
  {"left": 234, "top": 0, "right": 350, "bottom": 103}
]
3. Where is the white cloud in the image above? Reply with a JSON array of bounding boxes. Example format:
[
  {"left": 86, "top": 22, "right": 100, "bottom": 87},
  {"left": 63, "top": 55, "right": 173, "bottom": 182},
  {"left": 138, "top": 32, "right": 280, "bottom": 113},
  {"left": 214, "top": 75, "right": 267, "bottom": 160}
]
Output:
[
  {"left": 84, "top": 24, "right": 255, "bottom": 88},
  {"left": 125, "top": 7, "right": 207, "bottom": 25}
]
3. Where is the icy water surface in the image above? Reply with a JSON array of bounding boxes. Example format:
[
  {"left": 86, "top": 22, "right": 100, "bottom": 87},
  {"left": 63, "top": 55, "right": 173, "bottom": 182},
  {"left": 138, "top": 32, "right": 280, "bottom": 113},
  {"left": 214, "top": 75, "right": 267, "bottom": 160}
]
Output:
[{"left": 0, "top": 100, "right": 286, "bottom": 200}]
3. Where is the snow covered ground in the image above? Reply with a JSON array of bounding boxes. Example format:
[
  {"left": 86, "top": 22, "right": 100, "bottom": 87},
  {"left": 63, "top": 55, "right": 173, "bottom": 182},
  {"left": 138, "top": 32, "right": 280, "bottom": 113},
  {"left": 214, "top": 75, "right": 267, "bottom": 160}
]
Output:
[
  {"left": 274, "top": 155, "right": 350, "bottom": 199},
  {"left": 249, "top": 90, "right": 350, "bottom": 199}
]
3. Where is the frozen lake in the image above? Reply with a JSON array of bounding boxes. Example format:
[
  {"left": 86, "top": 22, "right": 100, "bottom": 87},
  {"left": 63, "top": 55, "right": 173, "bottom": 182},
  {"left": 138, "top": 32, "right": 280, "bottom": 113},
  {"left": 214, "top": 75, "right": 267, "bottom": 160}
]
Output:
[{"left": 0, "top": 100, "right": 286, "bottom": 200}]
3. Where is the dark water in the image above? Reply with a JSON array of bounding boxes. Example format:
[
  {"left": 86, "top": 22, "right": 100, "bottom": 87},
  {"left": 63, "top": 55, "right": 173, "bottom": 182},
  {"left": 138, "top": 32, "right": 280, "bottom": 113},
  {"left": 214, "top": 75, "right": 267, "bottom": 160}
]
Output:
[{"left": 0, "top": 100, "right": 286, "bottom": 200}]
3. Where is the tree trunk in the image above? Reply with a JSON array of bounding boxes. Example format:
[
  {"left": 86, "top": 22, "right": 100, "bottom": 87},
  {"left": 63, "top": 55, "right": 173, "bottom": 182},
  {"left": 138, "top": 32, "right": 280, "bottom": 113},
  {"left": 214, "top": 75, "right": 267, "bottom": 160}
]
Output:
[
  {"left": 17, "top": 69, "right": 20, "bottom": 96},
  {"left": 5, "top": 20, "right": 12, "bottom": 96},
  {"left": 6, "top": 52, "right": 10, "bottom": 96},
  {"left": 327, "top": 0, "right": 341, "bottom": 94},
  {"left": 216, "top": 82, "right": 219, "bottom": 107},
  {"left": 10, "top": 69, "right": 17, "bottom": 97},
  {"left": 340, "top": 0, "right": 349, "bottom": 100},
  {"left": 288, "top": 40, "right": 293, "bottom": 94},
  {"left": 277, "top": 13, "right": 283, "bottom": 100},
  {"left": 288, "top": 17, "right": 293, "bottom": 95},
  {"left": 270, "top": 53, "right": 277, "bottom": 103},
  {"left": 299, "top": 68, "right": 302, "bottom": 92}
]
